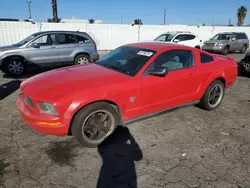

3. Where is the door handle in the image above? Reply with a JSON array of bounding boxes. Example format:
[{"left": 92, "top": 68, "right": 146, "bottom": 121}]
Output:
[{"left": 50, "top": 46, "right": 56, "bottom": 49}]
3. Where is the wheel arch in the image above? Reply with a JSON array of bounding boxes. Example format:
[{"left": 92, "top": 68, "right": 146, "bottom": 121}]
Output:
[
  {"left": 67, "top": 99, "right": 122, "bottom": 135},
  {"left": 74, "top": 52, "right": 91, "bottom": 60},
  {"left": 198, "top": 76, "right": 226, "bottom": 99},
  {"left": 2, "top": 55, "right": 27, "bottom": 65}
]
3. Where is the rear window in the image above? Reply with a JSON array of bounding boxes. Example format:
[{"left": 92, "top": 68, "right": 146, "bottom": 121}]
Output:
[{"left": 200, "top": 53, "right": 214, "bottom": 63}]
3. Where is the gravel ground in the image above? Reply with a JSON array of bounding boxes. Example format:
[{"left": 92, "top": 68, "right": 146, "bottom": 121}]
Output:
[{"left": 0, "top": 52, "right": 250, "bottom": 188}]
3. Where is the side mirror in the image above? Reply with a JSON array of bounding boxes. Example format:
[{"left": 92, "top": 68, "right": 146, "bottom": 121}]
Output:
[
  {"left": 231, "top": 38, "right": 236, "bottom": 41},
  {"left": 30, "top": 42, "right": 40, "bottom": 48},
  {"left": 148, "top": 68, "right": 168, "bottom": 77},
  {"left": 173, "top": 39, "right": 179, "bottom": 43}
]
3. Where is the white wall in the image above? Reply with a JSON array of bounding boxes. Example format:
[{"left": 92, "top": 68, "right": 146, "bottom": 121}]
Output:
[{"left": 1, "top": 21, "right": 250, "bottom": 50}]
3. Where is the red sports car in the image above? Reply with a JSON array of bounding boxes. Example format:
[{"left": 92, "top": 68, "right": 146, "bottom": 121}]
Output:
[{"left": 16, "top": 42, "right": 238, "bottom": 148}]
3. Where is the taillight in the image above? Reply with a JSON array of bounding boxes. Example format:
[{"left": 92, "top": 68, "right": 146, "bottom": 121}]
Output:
[{"left": 94, "top": 42, "right": 97, "bottom": 50}]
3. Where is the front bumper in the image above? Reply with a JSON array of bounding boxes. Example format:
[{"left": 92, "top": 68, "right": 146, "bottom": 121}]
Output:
[
  {"left": 16, "top": 94, "right": 69, "bottom": 136},
  {"left": 202, "top": 45, "right": 224, "bottom": 52}
]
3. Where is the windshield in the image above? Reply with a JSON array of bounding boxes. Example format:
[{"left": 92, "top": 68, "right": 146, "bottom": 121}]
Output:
[
  {"left": 212, "top": 33, "right": 232, "bottom": 41},
  {"left": 96, "top": 46, "right": 156, "bottom": 76},
  {"left": 154, "top": 34, "right": 175, "bottom": 42},
  {"left": 14, "top": 33, "right": 40, "bottom": 47}
]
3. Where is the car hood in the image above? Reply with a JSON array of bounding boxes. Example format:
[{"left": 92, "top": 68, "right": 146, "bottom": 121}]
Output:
[
  {"left": 0, "top": 45, "right": 18, "bottom": 52},
  {"left": 20, "top": 64, "right": 129, "bottom": 101},
  {"left": 204, "top": 40, "right": 228, "bottom": 44}
]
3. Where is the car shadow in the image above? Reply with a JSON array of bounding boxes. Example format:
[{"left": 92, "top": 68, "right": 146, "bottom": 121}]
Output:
[
  {"left": 96, "top": 126, "right": 143, "bottom": 188},
  {"left": 0, "top": 80, "right": 22, "bottom": 100},
  {"left": 2, "top": 69, "right": 47, "bottom": 79}
]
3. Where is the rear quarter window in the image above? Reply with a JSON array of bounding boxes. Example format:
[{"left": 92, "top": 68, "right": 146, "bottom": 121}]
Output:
[
  {"left": 184, "top": 34, "right": 196, "bottom": 40},
  {"left": 200, "top": 53, "right": 214, "bottom": 64},
  {"left": 75, "top": 35, "right": 90, "bottom": 43}
]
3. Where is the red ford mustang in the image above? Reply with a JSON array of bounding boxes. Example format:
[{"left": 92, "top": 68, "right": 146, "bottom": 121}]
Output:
[{"left": 16, "top": 42, "right": 238, "bottom": 147}]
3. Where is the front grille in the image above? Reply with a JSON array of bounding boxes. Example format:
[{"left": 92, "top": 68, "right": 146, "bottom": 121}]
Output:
[
  {"left": 25, "top": 97, "right": 35, "bottom": 109},
  {"left": 205, "top": 43, "right": 214, "bottom": 46}
]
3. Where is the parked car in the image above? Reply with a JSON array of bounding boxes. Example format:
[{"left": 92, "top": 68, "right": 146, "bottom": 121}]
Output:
[
  {"left": 202, "top": 32, "right": 249, "bottom": 55},
  {"left": 16, "top": 42, "right": 238, "bottom": 148},
  {"left": 0, "top": 30, "right": 99, "bottom": 76},
  {"left": 154, "top": 31, "right": 202, "bottom": 49},
  {"left": 239, "top": 52, "right": 250, "bottom": 76}
]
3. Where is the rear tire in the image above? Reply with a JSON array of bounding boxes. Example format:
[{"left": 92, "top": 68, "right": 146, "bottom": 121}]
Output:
[
  {"left": 71, "top": 102, "right": 119, "bottom": 148},
  {"left": 74, "top": 54, "right": 92, "bottom": 65},
  {"left": 240, "top": 44, "right": 247, "bottom": 54},
  {"left": 221, "top": 46, "right": 229, "bottom": 55},
  {"left": 2, "top": 57, "right": 25, "bottom": 76},
  {"left": 199, "top": 80, "right": 225, "bottom": 111}
]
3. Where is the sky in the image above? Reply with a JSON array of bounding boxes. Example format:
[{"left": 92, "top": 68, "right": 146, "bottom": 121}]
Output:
[{"left": 1, "top": 0, "right": 250, "bottom": 25}]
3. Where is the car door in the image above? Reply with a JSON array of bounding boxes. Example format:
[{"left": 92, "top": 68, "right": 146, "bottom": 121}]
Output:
[
  {"left": 140, "top": 49, "right": 201, "bottom": 115},
  {"left": 176, "top": 34, "right": 196, "bottom": 47},
  {"left": 235, "top": 33, "right": 245, "bottom": 50},
  {"left": 26, "top": 33, "right": 58, "bottom": 65},
  {"left": 230, "top": 34, "right": 240, "bottom": 51},
  {"left": 56, "top": 33, "right": 78, "bottom": 64},
  {"left": 172, "top": 34, "right": 194, "bottom": 47}
]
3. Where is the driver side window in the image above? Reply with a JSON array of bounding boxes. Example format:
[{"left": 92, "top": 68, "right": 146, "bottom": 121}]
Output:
[
  {"left": 33, "top": 34, "right": 56, "bottom": 46},
  {"left": 147, "top": 50, "right": 194, "bottom": 72}
]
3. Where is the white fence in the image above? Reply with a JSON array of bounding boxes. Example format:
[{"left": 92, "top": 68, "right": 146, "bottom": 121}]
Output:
[{"left": 1, "top": 21, "right": 250, "bottom": 50}]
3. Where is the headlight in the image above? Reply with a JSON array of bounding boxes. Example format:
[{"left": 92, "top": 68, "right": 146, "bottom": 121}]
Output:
[
  {"left": 37, "top": 101, "right": 58, "bottom": 116},
  {"left": 215, "top": 43, "right": 223, "bottom": 46}
]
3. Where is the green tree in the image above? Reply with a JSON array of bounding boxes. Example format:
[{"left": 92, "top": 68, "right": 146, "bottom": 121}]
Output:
[
  {"left": 89, "top": 19, "right": 95, "bottom": 24},
  {"left": 237, "top": 6, "right": 247, "bottom": 26},
  {"left": 133, "top": 19, "right": 143, "bottom": 25}
]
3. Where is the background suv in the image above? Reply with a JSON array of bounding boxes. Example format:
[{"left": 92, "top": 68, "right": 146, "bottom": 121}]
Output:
[
  {"left": 202, "top": 32, "right": 249, "bottom": 55},
  {"left": 154, "top": 31, "right": 203, "bottom": 49},
  {"left": 0, "top": 30, "right": 99, "bottom": 76}
]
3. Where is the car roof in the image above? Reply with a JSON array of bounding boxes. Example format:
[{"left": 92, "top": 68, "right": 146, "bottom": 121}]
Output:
[
  {"left": 219, "top": 32, "right": 246, "bottom": 34},
  {"left": 33, "top": 30, "right": 88, "bottom": 35},
  {"left": 124, "top": 42, "right": 191, "bottom": 51},
  {"left": 161, "top": 31, "right": 196, "bottom": 35}
]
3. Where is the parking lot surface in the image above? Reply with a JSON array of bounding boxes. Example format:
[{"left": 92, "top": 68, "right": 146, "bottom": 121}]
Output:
[{"left": 0, "top": 51, "right": 250, "bottom": 188}]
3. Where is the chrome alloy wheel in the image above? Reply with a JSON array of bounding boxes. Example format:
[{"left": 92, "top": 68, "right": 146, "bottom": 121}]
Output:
[
  {"left": 208, "top": 84, "right": 223, "bottom": 108},
  {"left": 8, "top": 60, "right": 24, "bottom": 75},
  {"left": 77, "top": 57, "right": 89, "bottom": 64},
  {"left": 81, "top": 110, "right": 115, "bottom": 143}
]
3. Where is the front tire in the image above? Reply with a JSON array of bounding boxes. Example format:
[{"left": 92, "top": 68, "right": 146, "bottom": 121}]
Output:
[
  {"left": 199, "top": 80, "right": 225, "bottom": 111},
  {"left": 221, "top": 46, "right": 229, "bottom": 55},
  {"left": 2, "top": 57, "right": 25, "bottom": 76},
  {"left": 71, "top": 102, "right": 119, "bottom": 148},
  {"left": 74, "top": 54, "right": 92, "bottom": 65}
]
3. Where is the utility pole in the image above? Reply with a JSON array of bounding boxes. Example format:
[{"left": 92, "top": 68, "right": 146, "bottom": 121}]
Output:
[
  {"left": 163, "top": 8, "right": 166, "bottom": 25},
  {"left": 51, "top": 0, "right": 59, "bottom": 23},
  {"left": 26, "top": 1, "right": 32, "bottom": 20},
  {"left": 121, "top": 13, "right": 123, "bottom": 24}
]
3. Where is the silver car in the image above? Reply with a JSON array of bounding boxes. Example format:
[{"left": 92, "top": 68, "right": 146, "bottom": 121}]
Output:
[
  {"left": 0, "top": 30, "right": 99, "bottom": 76},
  {"left": 202, "top": 32, "right": 249, "bottom": 55}
]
